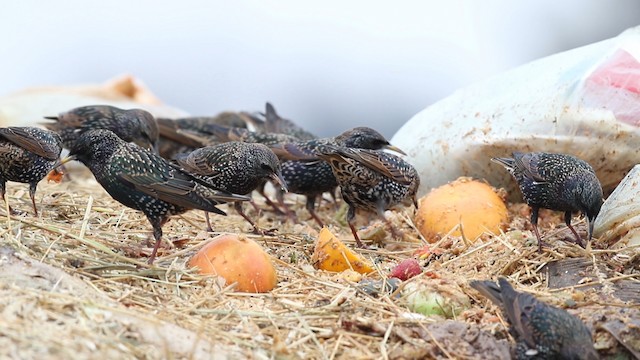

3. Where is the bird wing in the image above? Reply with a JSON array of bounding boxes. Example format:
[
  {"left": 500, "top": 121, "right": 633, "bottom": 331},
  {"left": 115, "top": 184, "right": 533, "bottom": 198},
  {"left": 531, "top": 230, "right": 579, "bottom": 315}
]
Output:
[
  {"left": 269, "top": 142, "right": 319, "bottom": 161},
  {"left": 156, "top": 118, "right": 208, "bottom": 148},
  {"left": 337, "top": 148, "right": 414, "bottom": 186},
  {"left": 174, "top": 148, "right": 224, "bottom": 179},
  {"left": 48, "top": 106, "right": 112, "bottom": 127},
  {"left": 0, "top": 127, "right": 60, "bottom": 160},
  {"left": 199, "top": 123, "right": 246, "bottom": 142},
  {"left": 514, "top": 152, "right": 547, "bottom": 183},
  {"left": 115, "top": 150, "right": 246, "bottom": 211}
]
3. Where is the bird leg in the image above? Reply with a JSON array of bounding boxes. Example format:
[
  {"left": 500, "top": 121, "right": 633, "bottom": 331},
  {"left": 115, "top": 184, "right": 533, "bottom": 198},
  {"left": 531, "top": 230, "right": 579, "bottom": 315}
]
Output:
[
  {"left": 530, "top": 207, "right": 549, "bottom": 252},
  {"left": 257, "top": 183, "right": 285, "bottom": 215},
  {"left": 204, "top": 211, "right": 214, "bottom": 232},
  {"left": 564, "top": 211, "right": 585, "bottom": 248},
  {"left": 147, "top": 218, "right": 164, "bottom": 265},
  {"left": 306, "top": 195, "right": 324, "bottom": 227},
  {"left": 347, "top": 205, "right": 365, "bottom": 248},
  {"left": 0, "top": 182, "right": 18, "bottom": 215},
  {"left": 29, "top": 182, "right": 39, "bottom": 217},
  {"left": 277, "top": 190, "right": 298, "bottom": 224},
  {"left": 248, "top": 199, "right": 262, "bottom": 214},
  {"left": 234, "top": 201, "right": 277, "bottom": 236}
]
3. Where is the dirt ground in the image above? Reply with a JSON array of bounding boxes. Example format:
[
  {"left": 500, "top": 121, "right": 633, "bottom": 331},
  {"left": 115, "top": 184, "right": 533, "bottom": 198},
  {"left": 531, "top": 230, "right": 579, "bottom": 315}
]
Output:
[{"left": 0, "top": 169, "right": 638, "bottom": 359}]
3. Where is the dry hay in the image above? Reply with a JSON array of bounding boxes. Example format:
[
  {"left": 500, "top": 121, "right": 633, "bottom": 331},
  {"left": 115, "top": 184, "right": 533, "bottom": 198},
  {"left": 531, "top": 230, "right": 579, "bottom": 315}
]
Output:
[{"left": 0, "top": 169, "right": 639, "bottom": 359}]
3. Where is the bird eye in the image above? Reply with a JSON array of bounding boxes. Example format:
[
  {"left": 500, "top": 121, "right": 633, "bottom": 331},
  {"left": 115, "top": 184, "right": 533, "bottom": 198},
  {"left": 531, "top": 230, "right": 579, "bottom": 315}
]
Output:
[{"left": 260, "top": 163, "right": 272, "bottom": 171}]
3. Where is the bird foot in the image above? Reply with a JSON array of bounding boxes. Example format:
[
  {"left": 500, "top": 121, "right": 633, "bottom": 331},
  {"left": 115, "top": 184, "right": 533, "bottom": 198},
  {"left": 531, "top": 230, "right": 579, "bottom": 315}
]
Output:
[
  {"left": 536, "top": 240, "right": 551, "bottom": 253},
  {"left": 252, "top": 226, "right": 278, "bottom": 236}
]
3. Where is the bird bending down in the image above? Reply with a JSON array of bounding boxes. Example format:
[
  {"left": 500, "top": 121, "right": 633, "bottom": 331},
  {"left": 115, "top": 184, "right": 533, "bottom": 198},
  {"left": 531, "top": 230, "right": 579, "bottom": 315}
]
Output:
[
  {"left": 316, "top": 146, "right": 419, "bottom": 247},
  {"left": 174, "top": 141, "right": 287, "bottom": 234},
  {"left": 470, "top": 277, "right": 598, "bottom": 360},
  {"left": 0, "top": 127, "right": 63, "bottom": 216},
  {"left": 270, "top": 126, "right": 407, "bottom": 227},
  {"left": 64, "top": 129, "right": 250, "bottom": 264},
  {"left": 491, "top": 152, "right": 603, "bottom": 252}
]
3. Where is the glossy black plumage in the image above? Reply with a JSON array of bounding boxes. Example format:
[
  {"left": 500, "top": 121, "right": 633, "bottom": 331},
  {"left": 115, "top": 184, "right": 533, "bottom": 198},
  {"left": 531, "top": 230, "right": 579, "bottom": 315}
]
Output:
[
  {"left": 492, "top": 152, "right": 603, "bottom": 251},
  {"left": 470, "top": 277, "right": 598, "bottom": 360},
  {"left": 67, "top": 129, "right": 249, "bottom": 264},
  {"left": 0, "top": 127, "right": 63, "bottom": 215},
  {"left": 316, "top": 146, "right": 419, "bottom": 247},
  {"left": 270, "top": 127, "right": 406, "bottom": 227},
  {"left": 175, "top": 141, "right": 286, "bottom": 233}
]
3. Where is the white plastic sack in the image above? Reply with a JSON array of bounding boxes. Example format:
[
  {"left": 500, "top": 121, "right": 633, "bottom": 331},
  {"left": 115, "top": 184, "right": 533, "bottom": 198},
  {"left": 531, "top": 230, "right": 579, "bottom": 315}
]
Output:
[
  {"left": 0, "top": 74, "right": 189, "bottom": 128},
  {"left": 392, "top": 26, "right": 640, "bottom": 200},
  {"left": 593, "top": 164, "right": 640, "bottom": 247}
]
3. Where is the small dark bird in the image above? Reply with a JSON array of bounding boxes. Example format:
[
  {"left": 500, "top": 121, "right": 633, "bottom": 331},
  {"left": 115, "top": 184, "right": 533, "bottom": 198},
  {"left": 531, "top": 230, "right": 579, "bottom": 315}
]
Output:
[
  {"left": 470, "top": 277, "right": 598, "bottom": 360},
  {"left": 0, "top": 127, "right": 63, "bottom": 216},
  {"left": 270, "top": 127, "right": 406, "bottom": 227},
  {"left": 43, "top": 105, "right": 159, "bottom": 151},
  {"left": 174, "top": 141, "right": 287, "bottom": 233},
  {"left": 64, "top": 129, "right": 249, "bottom": 264},
  {"left": 491, "top": 152, "right": 603, "bottom": 251},
  {"left": 156, "top": 112, "right": 255, "bottom": 159},
  {"left": 316, "top": 146, "right": 420, "bottom": 247}
]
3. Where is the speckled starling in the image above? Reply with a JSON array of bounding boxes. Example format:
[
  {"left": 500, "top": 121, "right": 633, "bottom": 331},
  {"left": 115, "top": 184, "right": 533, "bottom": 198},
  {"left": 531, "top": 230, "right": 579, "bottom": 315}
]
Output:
[
  {"left": 316, "top": 146, "right": 419, "bottom": 247},
  {"left": 156, "top": 112, "right": 255, "bottom": 159},
  {"left": 470, "top": 277, "right": 598, "bottom": 360},
  {"left": 43, "top": 105, "right": 159, "bottom": 151},
  {"left": 270, "top": 127, "right": 407, "bottom": 228},
  {"left": 174, "top": 141, "right": 287, "bottom": 233},
  {"left": 491, "top": 152, "right": 603, "bottom": 251},
  {"left": 65, "top": 129, "right": 250, "bottom": 264},
  {"left": 0, "top": 127, "right": 63, "bottom": 216}
]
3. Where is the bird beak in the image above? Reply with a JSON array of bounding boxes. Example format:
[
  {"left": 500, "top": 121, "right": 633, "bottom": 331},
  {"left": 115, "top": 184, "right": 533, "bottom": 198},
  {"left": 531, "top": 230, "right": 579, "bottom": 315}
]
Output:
[
  {"left": 270, "top": 173, "right": 288, "bottom": 193},
  {"left": 383, "top": 144, "right": 406, "bottom": 156},
  {"left": 56, "top": 155, "right": 77, "bottom": 168},
  {"left": 588, "top": 216, "right": 595, "bottom": 241}
]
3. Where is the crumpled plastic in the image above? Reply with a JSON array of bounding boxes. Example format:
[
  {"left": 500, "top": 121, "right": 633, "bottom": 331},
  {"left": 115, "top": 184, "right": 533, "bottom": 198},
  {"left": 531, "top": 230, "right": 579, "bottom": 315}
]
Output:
[
  {"left": 593, "top": 164, "right": 640, "bottom": 246},
  {"left": 0, "top": 74, "right": 189, "bottom": 128},
  {"left": 392, "top": 26, "right": 640, "bottom": 200}
]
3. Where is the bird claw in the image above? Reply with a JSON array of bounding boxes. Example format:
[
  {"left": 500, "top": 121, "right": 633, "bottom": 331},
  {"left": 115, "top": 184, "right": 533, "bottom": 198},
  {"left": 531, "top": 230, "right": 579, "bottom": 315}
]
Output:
[{"left": 252, "top": 226, "right": 278, "bottom": 236}]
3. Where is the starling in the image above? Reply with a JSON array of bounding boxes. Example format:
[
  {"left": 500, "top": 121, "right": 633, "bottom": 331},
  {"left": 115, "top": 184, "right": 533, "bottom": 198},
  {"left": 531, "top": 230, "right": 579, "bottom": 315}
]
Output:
[
  {"left": 174, "top": 141, "right": 287, "bottom": 233},
  {"left": 269, "top": 127, "right": 407, "bottom": 227},
  {"left": 316, "top": 146, "right": 420, "bottom": 247},
  {"left": 491, "top": 152, "right": 603, "bottom": 251},
  {"left": 65, "top": 129, "right": 250, "bottom": 264},
  {"left": 470, "top": 277, "right": 598, "bottom": 360},
  {"left": 0, "top": 127, "right": 63, "bottom": 216},
  {"left": 43, "top": 105, "right": 159, "bottom": 151},
  {"left": 156, "top": 112, "right": 255, "bottom": 159}
]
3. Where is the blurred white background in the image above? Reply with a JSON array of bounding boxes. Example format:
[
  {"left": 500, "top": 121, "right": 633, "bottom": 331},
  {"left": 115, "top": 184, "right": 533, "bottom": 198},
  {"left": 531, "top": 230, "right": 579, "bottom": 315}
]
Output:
[{"left": 1, "top": 1, "right": 638, "bottom": 137}]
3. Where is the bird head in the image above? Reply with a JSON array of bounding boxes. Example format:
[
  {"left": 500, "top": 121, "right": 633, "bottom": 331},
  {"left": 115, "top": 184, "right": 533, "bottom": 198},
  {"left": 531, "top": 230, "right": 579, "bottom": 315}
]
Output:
[
  {"left": 576, "top": 174, "right": 604, "bottom": 240},
  {"left": 336, "top": 127, "right": 406, "bottom": 154},
  {"left": 130, "top": 109, "right": 160, "bottom": 153},
  {"left": 66, "top": 129, "right": 123, "bottom": 166},
  {"left": 254, "top": 144, "right": 287, "bottom": 192}
]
